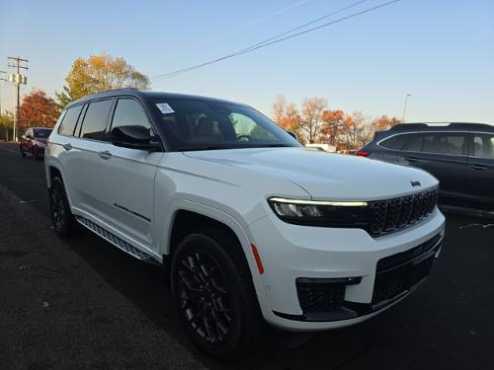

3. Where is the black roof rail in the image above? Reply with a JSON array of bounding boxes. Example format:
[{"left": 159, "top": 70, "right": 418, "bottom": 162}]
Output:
[
  {"left": 389, "top": 123, "right": 429, "bottom": 131},
  {"left": 389, "top": 122, "right": 494, "bottom": 132},
  {"left": 448, "top": 122, "right": 494, "bottom": 130}
]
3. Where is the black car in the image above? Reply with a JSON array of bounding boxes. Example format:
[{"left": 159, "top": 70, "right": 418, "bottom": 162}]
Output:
[{"left": 358, "top": 122, "right": 494, "bottom": 215}]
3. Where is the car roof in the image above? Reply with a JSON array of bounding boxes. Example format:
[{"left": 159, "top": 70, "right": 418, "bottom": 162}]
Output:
[
  {"left": 65, "top": 88, "right": 247, "bottom": 109},
  {"left": 388, "top": 122, "right": 494, "bottom": 133}
]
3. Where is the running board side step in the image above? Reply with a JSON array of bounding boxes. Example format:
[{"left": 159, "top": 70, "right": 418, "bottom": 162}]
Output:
[{"left": 75, "top": 216, "right": 160, "bottom": 265}]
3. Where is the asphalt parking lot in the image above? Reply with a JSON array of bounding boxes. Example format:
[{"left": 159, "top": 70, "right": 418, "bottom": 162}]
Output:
[{"left": 0, "top": 142, "right": 493, "bottom": 370}]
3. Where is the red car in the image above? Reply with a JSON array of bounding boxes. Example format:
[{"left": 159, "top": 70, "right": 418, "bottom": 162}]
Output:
[{"left": 20, "top": 127, "right": 52, "bottom": 159}]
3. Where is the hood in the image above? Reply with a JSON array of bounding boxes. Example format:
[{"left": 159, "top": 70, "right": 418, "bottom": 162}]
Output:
[{"left": 183, "top": 147, "right": 438, "bottom": 200}]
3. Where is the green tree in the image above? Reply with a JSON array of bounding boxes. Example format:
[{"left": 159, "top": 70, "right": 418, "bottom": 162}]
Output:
[
  {"left": 56, "top": 54, "right": 150, "bottom": 108},
  {"left": 0, "top": 111, "right": 14, "bottom": 141}
]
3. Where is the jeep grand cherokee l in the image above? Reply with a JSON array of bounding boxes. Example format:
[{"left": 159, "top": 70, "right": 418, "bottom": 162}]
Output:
[
  {"left": 359, "top": 122, "right": 494, "bottom": 216},
  {"left": 45, "top": 89, "right": 445, "bottom": 357}
]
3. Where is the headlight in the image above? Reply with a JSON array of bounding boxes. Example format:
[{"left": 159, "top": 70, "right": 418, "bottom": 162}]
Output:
[{"left": 268, "top": 197, "right": 368, "bottom": 227}]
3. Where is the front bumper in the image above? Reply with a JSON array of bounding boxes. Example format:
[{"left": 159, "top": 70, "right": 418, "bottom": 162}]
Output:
[{"left": 248, "top": 208, "right": 445, "bottom": 331}]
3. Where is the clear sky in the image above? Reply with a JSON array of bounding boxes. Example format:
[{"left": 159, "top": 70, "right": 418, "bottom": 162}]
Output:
[{"left": 0, "top": 0, "right": 493, "bottom": 122}]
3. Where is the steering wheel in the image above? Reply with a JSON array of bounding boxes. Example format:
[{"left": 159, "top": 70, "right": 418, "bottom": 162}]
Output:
[{"left": 237, "top": 135, "right": 251, "bottom": 143}]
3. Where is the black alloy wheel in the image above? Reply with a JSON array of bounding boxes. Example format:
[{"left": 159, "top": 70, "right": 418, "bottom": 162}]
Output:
[
  {"left": 171, "top": 233, "right": 261, "bottom": 357},
  {"left": 177, "top": 250, "right": 233, "bottom": 344}
]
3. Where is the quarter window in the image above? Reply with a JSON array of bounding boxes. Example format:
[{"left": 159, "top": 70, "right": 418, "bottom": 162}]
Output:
[
  {"left": 80, "top": 100, "right": 114, "bottom": 140},
  {"left": 58, "top": 105, "right": 83, "bottom": 136},
  {"left": 380, "top": 135, "right": 408, "bottom": 150}
]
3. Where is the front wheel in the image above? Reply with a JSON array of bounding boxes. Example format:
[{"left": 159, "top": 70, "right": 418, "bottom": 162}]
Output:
[
  {"left": 171, "top": 232, "right": 262, "bottom": 358},
  {"left": 20, "top": 146, "right": 26, "bottom": 157}
]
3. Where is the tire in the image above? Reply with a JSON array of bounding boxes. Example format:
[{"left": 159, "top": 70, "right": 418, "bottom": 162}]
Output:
[
  {"left": 49, "top": 176, "right": 75, "bottom": 237},
  {"left": 20, "top": 146, "right": 26, "bottom": 158},
  {"left": 171, "top": 231, "right": 262, "bottom": 358}
]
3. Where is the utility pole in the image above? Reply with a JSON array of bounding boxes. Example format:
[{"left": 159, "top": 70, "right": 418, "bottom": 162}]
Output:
[
  {"left": 402, "top": 93, "right": 411, "bottom": 123},
  {"left": 0, "top": 70, "right": 6, "bottom": 115},
  {"left": 0, "top": 70, "right": 7, "bottom": 141},
  {"left": 7, "top": 57, "right": 28, "bottom": 142}
]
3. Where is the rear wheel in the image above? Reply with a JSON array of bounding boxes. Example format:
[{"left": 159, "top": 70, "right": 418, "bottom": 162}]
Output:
[
  {"left": 20, "top": 146, "right": 26, "bottom": 158},
  {"left": 171, "top": 232, "right": 262, "bottom": 358},
  {"left": 49, "top": 176, "right": 75, "bottom": 237}
]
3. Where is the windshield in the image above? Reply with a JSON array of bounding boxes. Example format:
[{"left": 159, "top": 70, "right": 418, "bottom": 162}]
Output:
[
  {"left": 34, "top": 128, "right": 52, "bottom": 138},
  {"left": 151, "top": 98, "right": 300, "bottom": 151}
]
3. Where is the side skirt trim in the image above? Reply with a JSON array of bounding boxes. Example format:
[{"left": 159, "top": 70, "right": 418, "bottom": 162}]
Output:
[{"left": 75, "top": 216, "right": 160, "bottom": 265}]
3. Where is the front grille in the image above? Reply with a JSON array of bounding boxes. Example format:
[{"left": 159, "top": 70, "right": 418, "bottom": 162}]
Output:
[
  {"left": 367, "top": 188, "right": 438, "bottom": 237},
  {"left": 373, "top": 234, "right": 441, "bottom": 305}
]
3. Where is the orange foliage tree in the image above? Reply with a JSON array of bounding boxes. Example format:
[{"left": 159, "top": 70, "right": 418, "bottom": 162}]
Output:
[
  {"left": 321, "top": 109, "right": 345, "bottom": 145},
  {"left": 19, "top": 90, "right": 60, "bottom": 130},
  {"left": 372, "top": 115, "right": 401, "bottom": 131}
]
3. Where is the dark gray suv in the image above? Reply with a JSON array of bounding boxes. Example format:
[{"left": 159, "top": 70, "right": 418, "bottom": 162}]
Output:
[{"left": 358, "top": 122, "right": 494, "bottom": 216}]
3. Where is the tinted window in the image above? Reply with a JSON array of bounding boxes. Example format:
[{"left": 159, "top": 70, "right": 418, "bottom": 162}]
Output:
[
  {"left": 80, "top": 100, "right": 113, "bottom": 140},
  {"left": 151, "top": 98, "right": 299, "bottom": 151},
  {"left": 58, "top": 105, "right": 83, "bottom": 136},
  {"left": 33, "top": 128, "right": 52, "bottom": 138},
  {"left": 434, "top": 134, "right": 466, "bottom": 155},
  {"left": 473, "top": 135, "right": 494, "bottom": 159},
  {"left": 112, "top": 99, "right": 151, "bottom": 130},
  {"left": 381, "top": 135, "right": 408, "bottom": 150},
  {"left": 403, "top": 134, "right": 423, "bottom": 151}
]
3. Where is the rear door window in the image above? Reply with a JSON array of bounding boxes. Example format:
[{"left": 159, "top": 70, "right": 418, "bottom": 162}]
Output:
[
  {"left": 58, "top": 105, "right": 83, "bottom": 136},
  {"left": 472, "top": 134, "right": 494, "bottom": 159},
  {"left": 80, "top": 100, "right": 114, "bottom": 141},
  {"left": 433, "top": 134, "right": 467, "bottom": 155}
]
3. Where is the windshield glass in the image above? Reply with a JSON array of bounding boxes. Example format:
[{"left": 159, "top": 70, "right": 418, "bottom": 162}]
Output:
[
  {"left": 151, "top": 98, "right": 300, "bottom": 151},
  {"left": 33, "top": 128, "right": 52, "bottom": 138}
]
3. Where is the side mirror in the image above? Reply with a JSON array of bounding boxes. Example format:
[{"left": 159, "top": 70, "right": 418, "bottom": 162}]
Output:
[
  {"left": 111, "top": 125, "right": 161, "bottom": 151},
  {"left": 286, "top": 131, "right": 298, "bottom": 141}
]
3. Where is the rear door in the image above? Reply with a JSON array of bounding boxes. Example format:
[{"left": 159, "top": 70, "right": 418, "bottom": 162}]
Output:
[
  {"left": 417, "top": 132, "right": 470, "bottom": 206},
  {"left": 69, "top": 98, "right": 116, "bottom": 222},
  {"left": 466, "top": 133, "right": 494, "bottom": 211}
]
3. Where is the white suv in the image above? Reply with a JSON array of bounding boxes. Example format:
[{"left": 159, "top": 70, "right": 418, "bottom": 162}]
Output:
[{"left": 45, "top": 89, "right": 445, "bottom": 356}]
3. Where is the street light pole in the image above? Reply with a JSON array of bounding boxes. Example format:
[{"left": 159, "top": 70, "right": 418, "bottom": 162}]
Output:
[{"left": 402, "top": 93, "right": 411, "bottom": 123}]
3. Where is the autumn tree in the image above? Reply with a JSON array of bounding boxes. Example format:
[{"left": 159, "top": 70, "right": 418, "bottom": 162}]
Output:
[
  {"left": 56, "top": 54, "right": 150, "bottom": 108},
  {"left": 18, "top": 90, "right": 60, "bottom": 130},
  {"left": 321, "top": 109, "right": 345, "bottom": 145},
  {"left": 339, "top": 112, "right": 373, "bottom": 148},
  {"left": 372, "top": 115, "right": 401, "bottom": 131},
  {"left": 272, "top": 95, "right": 302, "bottom": 139},
  {"left": 299, "top": 97, "right": 327, "bottom": 143}
]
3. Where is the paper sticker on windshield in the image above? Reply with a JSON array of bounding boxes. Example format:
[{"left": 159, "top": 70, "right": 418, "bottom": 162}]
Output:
[{"left": 156, "top": 103, "right": 175, "bottom": 115}]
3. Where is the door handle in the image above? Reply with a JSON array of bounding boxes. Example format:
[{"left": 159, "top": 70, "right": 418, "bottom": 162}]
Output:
[
  {"left": 63, "top": 143, "right": 72, "bottom": 151},
  {"left": 471, "top": 164, "right": 488, "bottom": 171},
  {"left": 98, "top": 150, "right": 112, "bottom": 160}
]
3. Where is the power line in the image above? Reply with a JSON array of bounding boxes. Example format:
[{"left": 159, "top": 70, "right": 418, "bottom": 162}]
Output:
[
  {"left": 242, "top": 0, "right": 372, "bottom": 54},
  {"left": 153, "top": 0, "right": 401, "bottom": 80}
]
